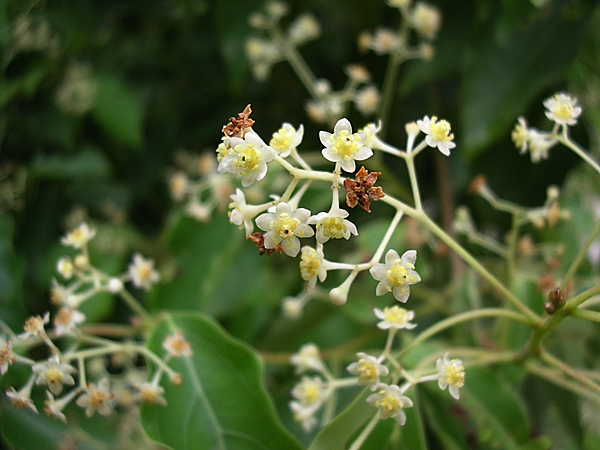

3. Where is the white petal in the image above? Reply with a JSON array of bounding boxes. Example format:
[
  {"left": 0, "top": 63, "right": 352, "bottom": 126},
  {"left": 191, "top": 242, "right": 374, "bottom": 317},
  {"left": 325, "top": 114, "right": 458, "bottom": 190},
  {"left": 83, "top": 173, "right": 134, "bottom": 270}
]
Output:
[
  {"left": 334, "top": 118, "right": 352, "bottom": 135},
  {"left": 340, "top": 158, "right": 356, "bottom": 173},
  {"left": 319, "top": 131, "right": 332, "bottom": 147},
  {"left": 322, "top": 147, "right": 340, "bottom": 163},
  {"left": 385, "top": 249, "right": 400, "bottom": 266},
  {"left": 282, "top": 236, "right": 301, "bottom": 257},
  {"left": 375, "top": 280, "right": 389, "bottom": 296},
  {"left": 353, "top": 146, "right": 373, "bottom": 161},
  {"left": 275, "top": 202, "right": 292, "bottom": 216},
  {"left": 369, "top": 264, "right": 387, "bottom": 280},
  {"left": 292, "top": 207, "right": 311, "bottom": 223},
  {"left": 401, "top": 250, "right": 417, "bottom": 265},
  {"left": 392, "top": 286, "right": 409, "bottom": 302},
  {"left": 256, "top": 213, "right": 276, "bottom": 231}
]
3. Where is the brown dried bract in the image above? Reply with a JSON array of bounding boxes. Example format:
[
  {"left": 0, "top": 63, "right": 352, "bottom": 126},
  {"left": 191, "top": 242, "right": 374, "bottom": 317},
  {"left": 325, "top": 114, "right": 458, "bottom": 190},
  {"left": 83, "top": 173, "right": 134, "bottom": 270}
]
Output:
[
  {"left": 468, "top": 175, "right": 487, "bottom": 195},
  {"left": 222, "top": 104, "right": 255, "bottom": 138},
  {"left": 343, "top": 166, "right": 384, "bottom": 213},
  {"left": 247, "top": 232, "right": 283, "bottom": 256}
]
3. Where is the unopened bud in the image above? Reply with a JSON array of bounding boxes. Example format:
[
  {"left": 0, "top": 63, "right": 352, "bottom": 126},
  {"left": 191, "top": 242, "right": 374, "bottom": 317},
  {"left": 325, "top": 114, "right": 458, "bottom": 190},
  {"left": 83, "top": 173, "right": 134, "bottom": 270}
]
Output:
[
  {"left": 548, "top": 287, "right": 565, "bottom": 309},
  {"left": 73, "top": 254, "right": 89, "bottom": 270},
  {"left": 544, "top": 301, "right": 556, "bottom": 315},
  {"left": 170, "top": 374, "right": 184, "bottom": 386}
]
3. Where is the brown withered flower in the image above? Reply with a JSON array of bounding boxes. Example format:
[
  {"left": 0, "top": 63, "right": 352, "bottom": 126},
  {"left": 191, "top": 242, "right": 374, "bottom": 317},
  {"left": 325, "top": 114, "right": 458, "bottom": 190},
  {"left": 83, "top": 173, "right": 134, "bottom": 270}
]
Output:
[
  {"left": 222, "top": 104, "right": 255, "bottom": 138},
  {"left": 247, "top": 232, "right": 283, "bottom": 256},
  {"left": 343, "top": 166, "right": 384, "bottom": 213}
]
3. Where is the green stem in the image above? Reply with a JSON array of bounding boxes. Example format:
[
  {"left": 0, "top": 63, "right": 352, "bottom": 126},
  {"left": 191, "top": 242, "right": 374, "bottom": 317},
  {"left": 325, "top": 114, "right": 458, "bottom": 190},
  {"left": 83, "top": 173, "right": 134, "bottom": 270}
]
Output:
[
  {"left": 525, "top": 361, "right": 600, "bottom": 403},
  {"left": 506, "top": 214, "right": 520, "bottom": 286},
  {"left": 398, "top": 308, "right": 531, "bottom": 358},
  {"left": 558, "top": 130, "right": 600, "bottom": 176},
  {"left": 540, "top": 350, "right": 600, "bottom": 396},
  {"left": 570, "top": 308, "right": 600, "bottom": 323},
  {"left": 562, "top": 218, "right": 600, "bottom": 287},
  {"left": 378, "top": 53, "right": 404, "bottom": 138},
  {"left": 349, "top": 412, "right": 381, "bottom": 450},
  {"left": 118, "top": 289, "right": 153, "bottom": 326},
  {"left": 405, "top": 154, "right": 422, "bottom": 211}
]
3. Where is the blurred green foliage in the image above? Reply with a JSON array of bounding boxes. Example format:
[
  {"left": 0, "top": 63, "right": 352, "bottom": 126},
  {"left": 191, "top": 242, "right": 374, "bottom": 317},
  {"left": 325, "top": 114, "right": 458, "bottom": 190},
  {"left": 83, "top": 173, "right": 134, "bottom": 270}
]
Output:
[{"left": 1, "top": 0, "right": 600, "bottom": 449}]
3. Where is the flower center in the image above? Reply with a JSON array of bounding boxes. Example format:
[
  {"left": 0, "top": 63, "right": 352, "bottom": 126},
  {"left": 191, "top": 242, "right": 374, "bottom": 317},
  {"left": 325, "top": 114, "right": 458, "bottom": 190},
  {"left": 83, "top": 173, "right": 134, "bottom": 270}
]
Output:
[
  {"left": 45, "top": 367, "right": 64, "bottom": 384},
  {"left": 357, "top": 359, "right": 379, "bottom": 383},
  {"left": 270, "top": 128, "right": 293, "bottom": 152},
  {"left": 274, "top": 213, "right": 299, "bottom": 239},
  {"left": 383, "top": 306, "right": 407, "bottom": 324},
  {"left": 330, "top": 130, "right": 363, "bottom": 160},
  {"left": 233, "top": 144, "right": 261, "bottom": 175},
  {"left": 89, "top": 390, "right": 107, "bottom": 408},
  {"left": 386, "top": 262, "right": 416, "bottom": 288},
  {"left": 318, "top": 217, "right": 347, "bottom": 239},
  {"left": 299, "top": 384, "right": 320, "bottom": 404},
  {"left": 300, "top": 250, "right": 320, "bottom": 280},
  {"left": 445, "top": 362, "right": 465, "bottom": 386},
  {"left": 430, "top": 118, "right": 454, "bottom": 142},
  {"left": 553, "top": 103, "right": 574, "bottom": 120},
  {"left": 377, "top": 392, "right": 400, "bottom": 415}
]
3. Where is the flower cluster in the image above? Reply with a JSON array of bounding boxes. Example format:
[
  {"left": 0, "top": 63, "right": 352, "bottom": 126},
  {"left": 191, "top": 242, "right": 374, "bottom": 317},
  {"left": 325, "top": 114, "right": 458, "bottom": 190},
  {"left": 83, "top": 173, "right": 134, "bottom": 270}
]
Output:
[{"left": 0, "top": 223, "right": 190, "bottom": 423}]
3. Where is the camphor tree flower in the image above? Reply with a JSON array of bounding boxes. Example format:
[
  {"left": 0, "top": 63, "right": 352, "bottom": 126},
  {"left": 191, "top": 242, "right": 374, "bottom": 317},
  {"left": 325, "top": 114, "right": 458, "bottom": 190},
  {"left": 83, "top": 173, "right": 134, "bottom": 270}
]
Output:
[
  {"left": 163, "top": 331, "right": 193, "bottom": 358},
  {"left": 370, "top": 249, "right": 421, "bottom": 302},
  {"left": 18, "top": 312, "right": 50, "bottom": 339},
  {"left": 218, "top": 132, "right": 275, "bottom": 187},
  {"left": 291, "top": 376, "right": 327, "bottom": 406},
  {"left": 543, "top": 92, "right": 582, "bottom": 127},
  {"left": 128, "top": 253, "right": 160, "bottom": 290},
  {"left": 347, "top": 352, "right": 389, "bottom": 390},
  {"left": 374, "top": 306, "right": 417, "bottom": 330},
  {"left": 44, "top": 390, "right": 78, "bottom": 423},
  {"left": 417, "top": 116, "right": 456, "bottom": 156},
  {"left": 60, "top": 222, "right": 96, "bottom": 248},
  {"left": 269, "top": 123, "right": 304, "bottom": 158},
  {"left": 228, "top": 188, "right": 265, "bottom": 237},
  {"left": 367, "top": 383, "right": 413, "bottom": 425},
  {"left": 0, "top": 337, "right": 16, "bottom": 374},
  {"left": 290, "top": 343, "right": 325, "bottom": 374},
  {"left": 320, "top": 118, "right": 373, "bottom": 172},
  {"left": 134, "top": 381, "right": 167, "bottom": 406},
  {"left": 437, "top": 352, "right": 465, "bottom": 399},
  {"left": 53, "top": 307, "right": 86, "bottom": 336},
  {"left": 76, "top": 378, "right": 115, "bottom": 417},
  {"left": 56, "top": 257, "right": 74, "bottom": 280},
  {"left": 299, "top": 246, "right": 327, "bottom": 291},
  {"left": 411, "top": 2, "right": 441, "bottom": 40},
  {"left": 255, "top": 202, "right": 314, "bottom": 257},
  {"left": 6, "top": 375, "right": 38, "bottom": 413},
  {"left": 32, "top": 356, "right": 77, "bottom": 395},
  {"left": 289, "top": 400, "right": 319, "bottom": 432},
  {"left": 308, "top": 207, "right": 358, "bottom": 245}
]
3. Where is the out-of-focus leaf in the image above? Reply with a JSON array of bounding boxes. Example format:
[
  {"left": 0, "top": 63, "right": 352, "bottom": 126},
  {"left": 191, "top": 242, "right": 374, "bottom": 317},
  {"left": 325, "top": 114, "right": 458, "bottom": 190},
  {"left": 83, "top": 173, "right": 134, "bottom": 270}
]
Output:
[
  {"left": 140, "top": 312, "right": 302, "bottom": 450},
  {"left": 92, "top": 74, "right": 144, "bottom": 149},
  {"left": 421, "top": 386, "right": 470, "bottom": 450},
  {"left": 0, "top": 214, "right": 28, "bottom": 328},
  {"left": 460, "top": 2, "right": 592, "bottom": 157},
  {"left": 30, "top": 145, "right": 112, "bottom": 180}
]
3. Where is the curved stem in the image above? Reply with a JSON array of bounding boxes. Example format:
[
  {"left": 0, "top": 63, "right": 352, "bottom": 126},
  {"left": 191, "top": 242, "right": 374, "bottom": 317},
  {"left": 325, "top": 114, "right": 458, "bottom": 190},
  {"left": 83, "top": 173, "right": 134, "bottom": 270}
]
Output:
[
  {"left": 405, "top": 154, "right": 422, "bottom": 211},
  {"left": 378, "top": 53, "right": 404, "bottom": 138},
  {"left": 540, "top": 350, "right": 600, "bottom": 396},
  {"left": 349, "top": 412, "right": 381, "bottom": 450},
  {"left": 558, "top": 131, "right": 600, "bottom": 176},
  {"left": 562, "top": 218, "right": 600, "bottom": 287}
]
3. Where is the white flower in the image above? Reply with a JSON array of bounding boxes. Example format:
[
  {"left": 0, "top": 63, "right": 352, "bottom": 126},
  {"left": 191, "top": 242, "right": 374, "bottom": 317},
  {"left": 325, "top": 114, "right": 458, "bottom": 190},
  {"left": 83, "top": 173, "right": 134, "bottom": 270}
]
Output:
[
  {"left": 290, "top": 400, "right": 319, "bottom": 432},
  {"left": 44, "top": 390, "right": 78, "bottom": 423},
  {"left": 0, "top": 338, "right": 16, "bottom": 375},
  {"left": 290, "top": 343, "right": 325, "bottom": 374},
  {"left": 56, "top": 257, "right": 74, "bottom": 279},
  {"left": 128, "top": 253, "right": 160, "bottom": 290},
  {"left": 525, "top": 128, "right": 557, "bottom": 163},
  {"left": 374, "top": 306, "right": 417, "bottom": 330},
  {"left": 107, "top": 277, "right": 124, "bottom": 293},
  {"left": 367, "top": 383, "right": 413, "bottom": 425},
  {"left": 417, "top": 116, "right": 456, "bottom": 156},
  {"left": 217, "top": 133, "right": 275, "bottom": 186},
  {"left": 53, "top": 307, "right": 86, "bottom": 336},
  {"left": 370, "top": 28, "right": 403, "bottom": 54},
  {"left": 135, "top": 382, "right": 167, "bottom": 406},
  {"left": 162, "top": 331, "right": 193, "bottom": 358},
  {"left": 288, "top": 14, "right": 321, "bottom": 45},
  {"left": 437, "top": 352, "right": 465, "bottom": 400},
  {"left": 18, "top": 312, "right": 50, "bottom": 339},
  {"left": 370, "top": 249, "right": 421, "bottom": 302},
  {"left": 255, "top": 202, "right": 314, "bottom": 257},
  {"left": 354, "top": 85, "right": 380, "bottom": 116},
  {"left": 308, "top": 208, "right": 358, "bottom": 244},
  {"left": 299, "top": 246, "right": 327, "bottom": 291},
  {"left": 291, "top": 376, "right": 327, "bottom": 406},
  {"left": 347, "top": 352, "right": 389, "bottom": 390},
  {"left": 543, "top": 92, "right": 582, "bottom": 126},
  {"left": 511, "top": 116, "right": 529, "bottom": 153},
  {"left": 185, "top": 200, "right": 212, "bottom": 222},
  {"left": 32, "top": 356, "right": 77, "bottom": 395},
  {"left": 282, "top": 296, "right": 304, "bottom": 319},
  {"left": 60, "top": 222, "right": 96, "bottom": 248},
  {"left": 269, "top": 123, "right": 304, "bottom": 158},
  {"left": 412, "top": 2, "right": 441, "bottom": 40},
  {"left": 319, "top": 118, "right": 373, "bottom": 172},
  {"left": 76, "top": 378, "right": 115, "bottom": 417},
  {"left": 168, "top": 171, "right": 188, "bottom": 201},
  {"left": 6, "top": 386, "right": 38, "bottom": 413},
  {"left": 228, "top": 188, "right": 265, "bottom": 236}
]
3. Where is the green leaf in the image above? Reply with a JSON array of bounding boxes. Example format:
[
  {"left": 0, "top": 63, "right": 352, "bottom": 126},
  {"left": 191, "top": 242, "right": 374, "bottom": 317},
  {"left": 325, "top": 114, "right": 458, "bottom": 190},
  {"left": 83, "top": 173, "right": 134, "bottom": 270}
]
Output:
[
  {"left": 140, "top": 312, "right": 302, "bottom": 450},
  {"left": 421, "top": 388, "right": 470, "bottom": 450},
  {"left": 92, "top": 74, "right": 144, "bottom": 149},
  {"left": 460, "top": 2, "right": 592, "bottom": 157}
]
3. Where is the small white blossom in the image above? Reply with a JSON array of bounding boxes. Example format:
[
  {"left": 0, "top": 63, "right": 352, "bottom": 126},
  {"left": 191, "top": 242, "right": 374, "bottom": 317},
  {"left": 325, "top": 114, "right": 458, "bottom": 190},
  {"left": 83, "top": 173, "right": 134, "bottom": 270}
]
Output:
[
  {"left": 53, "top": 307, "right": 86, "bottom": 336},
  {"left": 290, "top": 400, "right": 319, "bottom": 432},
  {"left": 291, "top": 376, "right": 327, "bottom": 406},
  {"left": 308, "top": 208, "right": 358, "bottom": 244},
  {"left": 44, "top": 390, "right": 78, "bottom": 423},
  {"left": 374, "top": 306, "right": 417, "bottom": 330},
  {"left": 370, "top": 28, "right": 403, "bottom": 54},
  {"left": 6, "top": 384, "right": 38, "bottom": 413},
  {"left": 412, "top": 2, "right": 441, "bottom": 40},
  {"left": 76, "top": 378, "right": 115, "bottom": 417},
  {"left": 56, "top": 257, "right": 74, "bottom": 280},
  {"left": 288, "top": 14, "right": 321, "bottom": 45},
  {"left": 511, "top": 116, "right": 529, "bottom": 153},
  {"left": 60, "top": 222, "right": 96, "bottom": 248},
  {"left": 347, "top": 352, "right": 389, "bottom": 390},
  {"left": 282, "top": 296, "right": 304, "bottom": 319},
  {"left": 168, "top": 171, "right": 189, "bottom": 201},
  {"left": 525, "top": 128, "right": 557, "bottom": 163},
  {"left": 370, "top": 249, "right": 421, "bottom": 302},
  {"left": 290, "top": 343, "right": 325, "bottom": 374},
  {"left": 162, "top": 331, "right": 193, "bottom": 358},
  {"left": 107, "top": 277, "right": 124, "bottom": 293},
  {"left": 543, "top": 92, "right": 582, "bottom": 126},
  {"left": 32, "top": 356, "right": 77, "bottom": 395},
  {"left": 135, "top": 382, "right": 167, "bottom": 406},
  {"left": 217, "top": 133, "right": 275, "bottom": 186},
  {"left": 185, "top": 200, "right": 212, "bottom": 222},
  {"left": 437, "top": 352, "right": 465, "bottom": 399},
  {"left": 229, "top": 189, "right": 263, "bottom": 236},
  {"left": 128, "top": 253, "right": 160, "bottom": 290},
  {"left": 255, "top": 202, "right": 314, "bottom": 257},
  {"left": 299, "top": 246, "right": 327, "bottom": 291},
  {"left": 0, "top": 337, "right": 16, "bottom": 375},
  {"left": 417, "top": 116, "right": 455, "bottom": 156},
  {"left": 319, "top": 118, "right": 373, "bottom": 172},
  {"left": 18, "top": 312, "right": 50, "bottom": 339},
  {"left": 354, "top": 85, "right": 380, "bottom": 116},
  {"left": 367, "top": 383, "right": 413, "bottom": 425},
  {"left": 269, "top": 123, "right": 304, "bottom": 158}
]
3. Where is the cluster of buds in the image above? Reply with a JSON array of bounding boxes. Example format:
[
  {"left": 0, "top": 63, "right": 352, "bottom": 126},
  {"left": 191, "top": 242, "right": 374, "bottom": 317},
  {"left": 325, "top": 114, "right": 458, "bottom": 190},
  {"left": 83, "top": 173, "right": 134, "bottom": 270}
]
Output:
[
  {"left": 288, "top": 303, "right": 466, "bottom": 432},
  {"left": 544, "top": 287, "right": 566, "bottom": 315},
  {"left": 0, "top": 222, "right": 190, "bottom": 422}
]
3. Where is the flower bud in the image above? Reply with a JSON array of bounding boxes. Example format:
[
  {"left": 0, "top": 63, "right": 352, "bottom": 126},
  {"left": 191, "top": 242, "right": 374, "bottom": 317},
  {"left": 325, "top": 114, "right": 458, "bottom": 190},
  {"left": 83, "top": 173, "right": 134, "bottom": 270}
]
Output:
[
  {"left": 170, "top": 374, "right": 184, "bottom": 386},
  {"left": 544, "top": 301, "right": 556, "bottom": 315},
  {"left": 73, "top": 254, "right": 89, "bottom": 270},
  {"left": 548, "top": 287, "right": 565, "bottom": 309}
]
